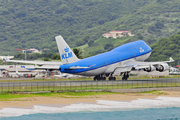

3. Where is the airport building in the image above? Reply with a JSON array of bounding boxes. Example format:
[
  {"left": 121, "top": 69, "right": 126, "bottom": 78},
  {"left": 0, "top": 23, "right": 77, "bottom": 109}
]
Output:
[
  {"left": 0, "top": 65, "right": 36, "bottom": 78},
  {"left": 0, "top": 65, "right": 35, "bottom": 70}
]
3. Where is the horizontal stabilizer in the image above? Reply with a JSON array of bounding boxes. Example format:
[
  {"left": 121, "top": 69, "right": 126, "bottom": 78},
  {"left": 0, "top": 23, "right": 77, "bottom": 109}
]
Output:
[
  {"left": 35, "top": 65, "right": 60, "bottom": 69},
  {"left": 169, "top": 57, "right": 174, "bottom": 62}
]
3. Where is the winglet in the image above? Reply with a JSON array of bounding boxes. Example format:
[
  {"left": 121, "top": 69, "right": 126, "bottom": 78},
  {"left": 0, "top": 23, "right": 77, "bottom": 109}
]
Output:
[
  {"left": 4, "top": 57, "right": 9, "bottom": 61},
  {"left": 170, "top": 57, "right": 174, "bottom": 62}
]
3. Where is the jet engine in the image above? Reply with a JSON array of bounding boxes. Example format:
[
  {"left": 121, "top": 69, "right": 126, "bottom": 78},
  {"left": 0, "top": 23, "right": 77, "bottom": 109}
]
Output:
[
  {"left": 145, "top": 65, "right": 156, "bottom": 72},
  {"left": 156, "top": 63, "right": 169, "bottom": 72}
]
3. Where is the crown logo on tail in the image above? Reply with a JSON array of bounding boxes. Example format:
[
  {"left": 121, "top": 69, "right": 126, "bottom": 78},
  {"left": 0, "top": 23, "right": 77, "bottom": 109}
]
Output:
[{"left": 64, "top": 47, "right": 69, "bottom": 52}]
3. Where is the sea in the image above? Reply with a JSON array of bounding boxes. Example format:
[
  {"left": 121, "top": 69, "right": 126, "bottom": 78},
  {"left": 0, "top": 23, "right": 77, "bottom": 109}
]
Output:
[{"left": 1, "top": 96, "right": 180, "bottom": 120}]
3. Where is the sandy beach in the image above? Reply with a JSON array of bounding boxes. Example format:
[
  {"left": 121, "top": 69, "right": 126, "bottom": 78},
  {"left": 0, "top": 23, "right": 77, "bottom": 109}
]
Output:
[{"left": 0, "top": 91, "right": 180, "bottom": 109}]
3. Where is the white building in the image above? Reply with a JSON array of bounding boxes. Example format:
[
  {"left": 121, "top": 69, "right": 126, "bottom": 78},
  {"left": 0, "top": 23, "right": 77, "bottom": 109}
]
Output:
[
  {"left": 103, "top": 31, "right": 135, "bottom": 38},
  {"left": 22, "top": 48, "right": 40, "bottom": 53}
]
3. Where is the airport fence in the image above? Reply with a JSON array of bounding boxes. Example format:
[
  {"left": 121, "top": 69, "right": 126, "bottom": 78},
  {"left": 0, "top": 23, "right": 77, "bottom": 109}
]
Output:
[{"left": 0, "top": 79, "right": 180, "bottom": 93}]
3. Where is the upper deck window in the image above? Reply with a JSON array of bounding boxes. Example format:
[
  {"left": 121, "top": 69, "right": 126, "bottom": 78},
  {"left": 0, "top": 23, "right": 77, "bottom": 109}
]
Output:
[{"left": 128, "top": 46, "right": 136, "bottom": 49}]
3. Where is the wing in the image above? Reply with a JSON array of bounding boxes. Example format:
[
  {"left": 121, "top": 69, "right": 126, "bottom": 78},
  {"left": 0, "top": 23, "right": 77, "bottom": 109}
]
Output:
[
  {"left": 124, "top": 57, "right": 174, "bottom": 69},
  {"left": 5, "top": 59, "right": 62, "bottom": 66},
  {"left": 113, "top": 57, "right": 174, "bottom": 75}
]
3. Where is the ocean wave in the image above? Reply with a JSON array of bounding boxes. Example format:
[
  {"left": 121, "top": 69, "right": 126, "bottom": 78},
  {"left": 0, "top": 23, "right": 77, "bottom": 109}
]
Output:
[{"left": 0, "top": 96, "right": 180, "bottom": 118}]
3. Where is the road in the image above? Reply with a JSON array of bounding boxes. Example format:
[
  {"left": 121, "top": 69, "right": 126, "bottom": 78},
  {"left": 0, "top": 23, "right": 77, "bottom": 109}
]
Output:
[{"left": 0, "top": 78, "right": 34, "bottom": 80}]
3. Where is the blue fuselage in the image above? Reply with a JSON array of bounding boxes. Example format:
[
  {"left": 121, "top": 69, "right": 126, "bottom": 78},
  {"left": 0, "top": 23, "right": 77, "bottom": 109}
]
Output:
[{"left": 60, "top": 40, "right": 152, "bottom": 75}]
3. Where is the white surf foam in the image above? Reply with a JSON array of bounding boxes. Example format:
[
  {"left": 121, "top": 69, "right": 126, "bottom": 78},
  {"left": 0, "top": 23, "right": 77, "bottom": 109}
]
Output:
[{"left": 1, "top": 96, "right": 180, "bottom": 118}]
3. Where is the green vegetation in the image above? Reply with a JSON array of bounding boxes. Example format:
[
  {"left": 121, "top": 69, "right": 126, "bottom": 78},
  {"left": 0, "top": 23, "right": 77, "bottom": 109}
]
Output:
[
  {"left": 140, "top": 90, "right": 169, "bottom": 95},
  {"left": 1, "top": 0, "right": 180, "bottom": 56},
  {"left": 147, "top": 32, "right": 180, "bottom": 65},
  {"left": 0, "top": 92, "right": 116, "bottom": 101},
  {"left": 12, "top": 53, "right": 60, "bottom": 60},
  {"left": 73, "top": 48, "right": 83, "bottom": 59}
]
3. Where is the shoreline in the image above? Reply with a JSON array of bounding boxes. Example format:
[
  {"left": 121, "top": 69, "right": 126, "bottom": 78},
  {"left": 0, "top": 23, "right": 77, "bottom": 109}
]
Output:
[{"left": 0, "top": 91, "right": 180, "bottom": 109}]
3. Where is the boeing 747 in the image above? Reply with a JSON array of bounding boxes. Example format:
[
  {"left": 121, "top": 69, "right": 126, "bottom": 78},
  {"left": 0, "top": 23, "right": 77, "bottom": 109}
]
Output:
[{"left": 6, "top": 35, "right": 174, "bottom": 81}]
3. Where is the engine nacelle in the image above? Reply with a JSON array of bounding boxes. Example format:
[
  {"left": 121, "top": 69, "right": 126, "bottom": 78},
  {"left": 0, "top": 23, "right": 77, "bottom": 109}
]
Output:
[
  {"left": 145, "top": 65, "right": 156, "bottom": 72},
  {"left": 156, "top": 63, "right": 169, "bottom": 72}
]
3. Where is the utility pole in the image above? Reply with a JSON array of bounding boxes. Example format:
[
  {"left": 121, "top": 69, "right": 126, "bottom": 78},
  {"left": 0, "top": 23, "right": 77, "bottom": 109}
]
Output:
[{"left": 25, "top": 48, "right": 27, "bottom": 60}]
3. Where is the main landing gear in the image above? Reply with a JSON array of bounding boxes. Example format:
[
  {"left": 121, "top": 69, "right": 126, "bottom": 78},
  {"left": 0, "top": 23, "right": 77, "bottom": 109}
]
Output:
[
  {"left": 108, "top": 74, "right": 116, "bottom": 81},
  {"left": 94, "top": 74, "right": 116, "bottom": 81},
  {"left": 122, "top": 72, "right": 129, "bottom": 81},
  {"left": 94, "top": 75, "right": 106, "bottom": 81}
]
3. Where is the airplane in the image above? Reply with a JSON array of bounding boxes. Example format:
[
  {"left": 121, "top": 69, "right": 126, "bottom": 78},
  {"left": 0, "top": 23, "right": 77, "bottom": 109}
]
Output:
[
  {"left": 6, "top": 35, "right": 174, "bottom": 81},
  {"left": 15, "top": 67, "right": 25, "bottom": 77},
  {"left": 54, "top": 73, "right": 75, "bottom": 78}
]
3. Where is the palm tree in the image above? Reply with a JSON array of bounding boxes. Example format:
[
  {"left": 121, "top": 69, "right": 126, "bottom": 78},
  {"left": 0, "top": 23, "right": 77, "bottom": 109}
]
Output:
[{"left": 73, "top": 48, "right": 83, "bottom": 59}]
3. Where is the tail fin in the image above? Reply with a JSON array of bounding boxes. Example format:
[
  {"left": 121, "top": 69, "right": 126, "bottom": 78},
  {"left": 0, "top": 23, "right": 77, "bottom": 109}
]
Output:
[
  {"left": 3, "top": 57, "right": 9, "bottom": 61},
  {"left": 55, "top": 35, "right": 79, "bottom": 64},
  {"left": 170, "top": 57, "right": 174, "bottom": 62},
  {"left": 15, "top": 66, "right": 18, "bottom": 74}
]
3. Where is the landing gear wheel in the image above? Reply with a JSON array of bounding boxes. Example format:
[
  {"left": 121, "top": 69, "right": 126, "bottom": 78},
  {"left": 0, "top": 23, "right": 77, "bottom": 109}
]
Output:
[
  {"left": 122, "top": 72, "right": 129, "bottom": 81},
  {"left": 108, "top": 77, "right": 116, "bottom": 81}
]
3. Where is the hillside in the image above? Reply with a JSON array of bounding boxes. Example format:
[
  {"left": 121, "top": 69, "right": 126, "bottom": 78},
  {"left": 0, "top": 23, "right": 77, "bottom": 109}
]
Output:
[
  {"left": 0, "top": 0, "right": 180, "bottom": 56},
  {"left": 147, "top": 32, "right": 180, "bottom": 66}
]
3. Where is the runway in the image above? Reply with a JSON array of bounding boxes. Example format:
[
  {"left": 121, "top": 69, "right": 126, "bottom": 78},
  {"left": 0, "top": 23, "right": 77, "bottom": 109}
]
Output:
[{"left": 0, "top": 78, "right": 180, "bottom": 87}]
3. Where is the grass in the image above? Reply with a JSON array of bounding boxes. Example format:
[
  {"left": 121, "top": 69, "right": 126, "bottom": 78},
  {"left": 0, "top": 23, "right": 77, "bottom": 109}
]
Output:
[
  {"left": 0, "top": 90, "right": 171, "bottom": 101},
  {"left": 140, "top": 90, "right": 169, "bottom": 95},
  {"left": 129, "top": 75, "right": 180, "bottom": 80},
  {"left": 0, "top": 77, "right": 94, "bottom": 83},
  {"left": 0, "top": 91, "right": 117, "bottom": 101}
]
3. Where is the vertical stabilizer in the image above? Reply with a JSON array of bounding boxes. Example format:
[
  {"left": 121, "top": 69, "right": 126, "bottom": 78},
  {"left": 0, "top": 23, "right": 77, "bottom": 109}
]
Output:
[{"left": 55, "top": 35, "right": 79, "bottom": 64}]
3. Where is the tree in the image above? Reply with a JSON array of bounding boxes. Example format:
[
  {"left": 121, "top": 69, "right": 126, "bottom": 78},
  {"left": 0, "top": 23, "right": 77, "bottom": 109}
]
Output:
[
  {"left": 155, "top": 21, "right": 164, "bottom": 29},
  {"left": 88, "top": 40, "right": 94, "bottom": 46},
  {"left": 73, "top": 48, "right": 83, "bottom": 59},
  {"left": 82, "top": 36, "right": 90, "bottom": 43},
  {"left": 52, "top": 54, "right": 60, "bottom": 60},
  {"left": 137, "top": 33, "right": 143, "bottom": 40},
  {"left": 42, "top": 57, "right": 50, "bottom": 61},
  {"left": 104, "top": 43, "right": 114, "bottom": 50}
]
